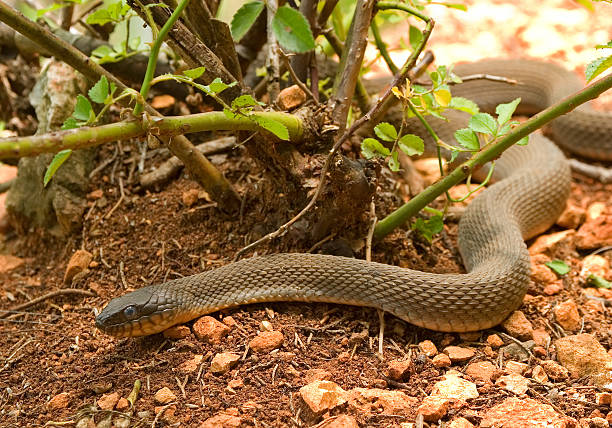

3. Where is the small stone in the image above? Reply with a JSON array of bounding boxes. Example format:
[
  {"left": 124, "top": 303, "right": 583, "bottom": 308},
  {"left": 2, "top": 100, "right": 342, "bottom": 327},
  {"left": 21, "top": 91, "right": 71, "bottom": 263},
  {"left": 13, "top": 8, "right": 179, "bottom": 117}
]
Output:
[
  {"left": 557, "top": 203, "right": 585, "bottom": 229},
  {"left": 47, "top": 392, "right": 70, "bottom": 411},
  {"left": 387, "top": 359, "right": 412, "bottom": 381},
  {"left": 432, "top": 353, "right": 452, "bottom": 368},
  {"left": 260, "top": 320, "right": 274, "bottom": 331},
  {"left": 554, "top": 299, "right": 581, "bottom": 331},
  {"left": 589, "top": 417, "right": 609, "bottom": 428},
  {"left": 459, "top": 332, "right": 481, "bottom": 342},
  {"left": 443, "top": 346, "right": 475, "bottom": 363},
  {"left": 178, "top": 355, "right": 203, "bottom": 373},
  {"left": 486, "top": 334, "right": 504, "bottom": 349},
  {"left": 418, "top": 340, "right": 438, "bottom": 357},
  {"left": 162, "top": 325, "right": 191, "bottom": 339},
  {"left": 299, "top": 381, "right": 346, "bottom": 414},
  {"left": 87, "top": 189, "right": 104, "bottom": 200},
  {"left": 501, "top": 342, "right": 532, "bottom": 362},
  {"left": 249, "top": 330, "right": 284, "bottom": 353},
  {"left": 555, "top": 334, "right": 612, "bottom": 386},
  {"left": 576, "top": 215, "right": 612, "bottom": 249},
  {"left": 533, "top": 346, "right": 547, "bottom": 358},
  {"left": 531, "top": 263, "right": 558, "bottom": 285},
  {"left": 532, "top": 328, "right": 551, "bottom": 347},
  {"left": 222, "top": 316, "right": 238, "bottom": 327},
  {"left": 580, "top": 255, "right": 610, "bottom": 280},
  {"left": 193, "top": 316, "right": 231, "bottom": 344},
  {"left": 496, "top": 373, "right": 529, "bottom": 395},
  {"left": 586, "top": 202, "right": 606, "bottom": 221},
  {"left": 431, "top": 371, "right": 479, "bottom": 401},
  {"left": 154, "top": 387, "right": 176, "bottom": 405},
  {"left": 316, "top": 415, "right": 359, "bottom": 428},
  {"left": 116, "top": 397, "right": 129, "bottom": 411},
  {"left": 200, "top": 412, "right": 243, "bottom": 428},
  {"left": 210, "top": 352, "right": 240, "bottom": 374},
  {"left": 0, "top": 255, "right": 25, "bottom": 273},
  {"left": 528, "top": 230, "right": 575, "bottom": 255},
  {"left": 337, "top": 351, "right": 351, "bottom": 362},
  {"left": 97, "top": 392, "right": 119, "bottom": 410},
  {"left": 447, "top": 417, "right": 475, "bottom": 428},
  {"left": 151, "top": 94, "right": 175, "bottom": 109},
  {"left": 540, "top": 360, "right": 569, "bottom": 381},
  {"left": 543, "top": 282, "right": 564, "bottom": 295},
  {"left": 305, "top": 369, "right": 333, "bottom": 383},
  {"left": 346, "top": 388, "right": 417, "bottom": 416},
  {"left": 505, "top": 361, "right": 529, "bottom": 375},
  {"left": 182, "top": 188, "right": 199, "bottom": 207},
  {"left": 228, "top": 378, "right": 244, "bottom": 389},
  {"left": 532, "top": 365, "right": 549, "bottom": 383},
  {"left": 277, "top": 85, "right": 307, "bottom": 110},
  {"left": 466, "top": 361, "right": 497, "bottom": 383},
  {"left": 481, "top": 397, "right": 573, "bottom": 427},
  {"left": 596, "top": 392, "right": 612, "bottom": 405},
  {"left": 64, "top": 250, "right": 92, "bottom": 284},
  {"left": 417, "top": 396, "right": 449, "bottom": 422},
  {"left": 501, "top": 310, "right": 533, "bottom": 341}
]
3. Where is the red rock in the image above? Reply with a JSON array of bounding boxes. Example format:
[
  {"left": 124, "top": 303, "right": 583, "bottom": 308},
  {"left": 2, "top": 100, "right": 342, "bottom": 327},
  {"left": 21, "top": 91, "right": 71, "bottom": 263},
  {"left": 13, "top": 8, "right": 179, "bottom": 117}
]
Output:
[
  {"left": 193, "top": 316, "right": 231, "bottom": 344},
  {"left": 417, "top": 396, "right": 450, "bottom": 422},
  {"left": 182, "top": 189, "right": 200, "bottom": 207},
  {"left": 249, "top": 330, "right": 284, "bottom": 353},
  {"left": 47, "top": 392, "right": 70, "bottom": 411},
  {"left": 580, "top": 255, "right": 610, "bottom": 280},
  {"left": 178, "top": 355, "right": 203, "bottom": 373},
  {"left": 87, "top": 189, "right": 104, "bottom": 200},
  {"left": 459, "top": 331, "right": 481, "bottom": 342},
  {"left": 554, "top": 334, "right": 612, "bottom": 382},
  {"left": 556, "top": 203, "right": 585, "bottom": 229},
  {"left": 431, "top": 371, "right": 479, "bottom": 401},
  {"left": 346, "top": 388, "right": 418, "bottom": 416},
  {"left": 554, "top": 299, "right": 581, "bottom": 331},
  {"left": 448, "top": 417, "right": 476, "bottom": 428},
  {"left": 305, "top": 368, "right": 333, "bottom": 383},
  {"left": 432, "top": 353, "right": 451, "bottom": 368},
  {"left": 0, "top": 254, "right": 25, "bottom": 273},
  {"left": 277, "top": 85, "right": 307, "bottom": 110},
  {"left": 531, "top": 263, "right": 557, "bottom": 285},
  {"left": 97, "top": 392, "right": 119, "bottom": 410},
  {"left": 532, "top": 328, "right": 551, "bottom": 347},
  {"left": 115, "top": 397, "right": 129, "bottom": 411},
  {"left": 540, "top": 360, "right": 569, "bottom": 381},
  {"left": 210, "top": 352, "right": 240, "bottom": 374},
  {"left": 501, "top": 310, "right": 533, "bottom": 340},
  {"left": 163, "top": 325, "right": 191, "bottom": 339},
  {"left": 496, "top": 373, "right": 529, "bottom": 395},
  {"left": 486, "top": 334, "right": 504, "bottom": 349},
  {"left": 596, "top": 392, "right": 612, "bottom": 405},
  {"left": 299, "top": 381, "right": 346, "bottom": 414},
  {"left": 543, "top": 281, "right": 564, "bottom": 295},
  {"left": 317, "top": 415, "right": 359, "bottom": 427},
  {"left": 586, "top": 202, "right": 606, "bottom": 221},
  {"left": 387, "top": 359, "right": 412, "bottom": 381},
  {"left": 418, "top": 340, "right": 438, "bottom": 356},
  {"left": 228, "top": 378, "right": 244, "bottom": 390},
  {"left": 528, "top": 230, "right": 575, "bottom": 255},
  {"left": 222, "top": 316, "right": 238, "bottom": 327},
  {"left": 153, "top": 387, "right": 176, "bottom": 405},
  {"left": 63, "top": 250, "right": 92, "bottom": 284},
  {"left": 443, "top": 346, "right": 475, "bottom": 363},
  {"left": 481, "top": 397, "right": 574, "bottom": 427},
  {"left": 466, "top": 361, "right": 497, "bottom": 383},
  {"left": 505, "top": 361, "right": 528, "bottom": 375},
  {"left": 200, "top": 412, "right": 243, "bottom": 428},
  {"left": 151, "top": 94, "right": 175, "bottom": 109},
  {"left": 576, "top": 215, "right": 612, "bottom": 249},
  {"left": 531, "top": 365, "right": 549, "bottom": 383}
]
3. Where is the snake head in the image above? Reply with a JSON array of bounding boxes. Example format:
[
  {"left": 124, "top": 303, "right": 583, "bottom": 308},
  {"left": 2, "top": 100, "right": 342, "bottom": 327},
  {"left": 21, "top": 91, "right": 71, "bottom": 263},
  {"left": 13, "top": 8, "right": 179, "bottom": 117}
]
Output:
[{"left": 95, "top": 285, "right": 180, "bottom": 337}]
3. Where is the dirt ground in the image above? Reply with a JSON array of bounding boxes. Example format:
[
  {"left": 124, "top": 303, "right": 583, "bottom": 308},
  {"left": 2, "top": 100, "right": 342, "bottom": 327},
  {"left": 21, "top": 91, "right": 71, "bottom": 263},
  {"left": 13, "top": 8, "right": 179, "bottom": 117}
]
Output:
[{"left": 1, "top": 0, "right": 612, "bottom": 427}]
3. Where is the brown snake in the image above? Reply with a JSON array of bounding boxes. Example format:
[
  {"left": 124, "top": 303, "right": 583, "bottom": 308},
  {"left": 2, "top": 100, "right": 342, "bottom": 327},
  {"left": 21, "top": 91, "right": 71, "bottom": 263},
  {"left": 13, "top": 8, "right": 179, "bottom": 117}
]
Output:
[{"left": 96, "top": 59, "right": 611, "bottom": 337}]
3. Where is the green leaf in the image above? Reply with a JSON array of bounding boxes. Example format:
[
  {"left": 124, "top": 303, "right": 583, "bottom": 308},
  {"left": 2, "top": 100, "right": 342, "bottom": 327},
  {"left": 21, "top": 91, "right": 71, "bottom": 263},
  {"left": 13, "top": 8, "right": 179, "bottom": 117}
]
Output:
[
  {"left": 496, "top": 98, "right": 522, "bottom": 125},
  {"left": 398, "top": 134, "right": 424, "bottom": 156},
  {"left": 433, "top": 88, "right": 451, "bottom": 107},
  {"left": 388, "top": 151, "right": 400, "bottom": 172},
  {"left": 251, "top": 115, "right": 290, "bottom": 140},
  {"left": 585, "top": 56, "right": 612, "bottom": 82},
  {"left": 88, "top": 76, "right": 109, "bottom": 104},
  {"left": 412, "top": 214, "right": 444, "bottom": 243},
  {"left": 43, "top": 149, "right": 72, "bottom": 187},
  {"left": 183, "top": 67, "right": 206, "bottom": 79},
  {"left": 208, "top": 78, "right": 233, "bottom": 95},
  {"left": 231, "top": 1, "right": 264, "bottom": 41},
  {"left": 449, "top": 149, "right": 459, "bottom": 163},
  {"left": 587, "top": 274, "right": 612, "bottom": 289},
  {"left": 73, "top": 95, "right": 94, "bottom": 122},
  {"left": 574, "top": 0, "right": 594, "bottom": 11},
  {"left": 408, "top": 25, "right": 423, "bottom": 51},
  {"left": 449, "top": 97, "right": 479, "bottom": 115},
  {"left": 61, "top": 117, "right": 81, "bottom": 130},
  {"left": 86, "top": 1, "right": 129, "bottom": 25},
  {"left": 232, "top": 94, "right": 259, "bottom": 109},
  {"left": 545, "top": 259, "right": 571, "bottom": 276},
  {"left": 595, "top": 41, "right": 612, "bottom": 49},
  {"left": 374, "top": 122, "right": 397, "bottom": 142},
  {"left": 469, "top": 113, "right": 498, "bottom": 135},
  {"left": 516, "top": 135, "right": 529, "bottom": 146},
  {"left": 361, "top": 138, "right": 390, "bottom": 159},
  {"left": 454, "top": 128, "right": 479, "bottom": 151},
  {"left": 441, "top": 3, "right": 468, "bottom": 11},
  {"left": 271, "top": 5, "right": 316, "bottom": 53}
]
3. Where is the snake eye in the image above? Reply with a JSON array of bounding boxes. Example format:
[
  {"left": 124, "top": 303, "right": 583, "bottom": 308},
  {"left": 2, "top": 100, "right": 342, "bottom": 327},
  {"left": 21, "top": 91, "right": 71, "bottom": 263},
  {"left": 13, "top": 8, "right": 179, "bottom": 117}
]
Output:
[{"left": 123, "top": 305, "right": 138, "bottom": 320}]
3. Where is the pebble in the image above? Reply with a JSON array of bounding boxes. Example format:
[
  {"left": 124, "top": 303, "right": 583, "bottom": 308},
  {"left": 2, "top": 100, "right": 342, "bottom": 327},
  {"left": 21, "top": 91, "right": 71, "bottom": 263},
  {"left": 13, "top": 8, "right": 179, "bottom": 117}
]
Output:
[
  {"left": 418, "top": 340, "right": 438, "bottom": 357},
  {"left": 459, "top": 331, "right": 481, "bottom": 342},
  {"left": 260, "top": 320, "right": 274, "bottom": 331},
  {"left": 64, "top": 250, "right": 92, "bottom": 284},
  {"left": 346, "top": 388, "right": 418, "bottom": 416},
  {"left": 153, "top": 387, "right": 176, "bottom": 405},
  {"left": 387, "top": 359, "right": 412, "bottom": 381},
  {"left": 555, "top": 334, "right": 612, "bottom": 387},
  {"left": 304, "top": 368, "right": 333, "bottom": 383},
  {"left": 495, "top": 373, "right": 530, "bottom": 395},
  {"left": 432, "top": 353, "right": 452, "bottom": 368},
  {"left": 540, "top": 360, "right": 569, "bottom": 381},
  {"left": 181, "top": 189, "right": 199, "bottom": 207},
  {"left": 554, "top": 299, "right": 581, "bottom": 331},
  {"left": 465, "top": 361, "right": 497, "bottom": 383},
  {"left": 316, "top": 415, "right": 359, "bottom": 428},
  {"left": 162, "top": 325, "right": 191, "bottom": 339},
  {"left": 532, "top": 328, "right": 551, "bottom": 348},
  {"left": 228, "top": 378, "right": 244, "bottom": 390},
  {"left": 528, "top": 230, "right": 575, "bottom": 255},
  {"left": 486, "top": 334, "right": 504, "bottom": 349},
  {"left": 210, "top": 352, "right": 240, "bottom": 374},
  {"left": 586, "top": 202, "right": 606, "bottom": 221},
  {"left": 531, "top": 263, "right": 558, "bottom": 285},
  {"left": 531, "top": 365, "right": 549, "bottom": 383},
  {"left": 480, "top": 397, "right": 573, "bottom": 427},
  {"left": 443, "top": 346, "right": 475, "bottom": 363},
  {"left": 447, "top": 417, "right": 475, "bottom": 428},
  {"left": 596, "top": 392, "right": 612, "bottom": 405},
  {"left": 97, "top": 392, "right": 119, "bottom": 411},
  {"left": 177, "top": 354, "right": 203, "bottom": 373},
  {"left": 277, "top": 85, "right": 307, "bottom": 110},
  {"left": 543, "top": 281, "right": 564, "bottom": 295},
  {"left": 557, "top": 203, "right": 585, "bottom": 229},
  {"left": 200, "top": 412, "right": 243, "bottom": 428},
  {"left": 576, "top": 214, "right": 612, "bottom": 249},
  {"left": 417, "top": 396, "right": 450, "bottom": 422},
  {"left": 47, "top": 392, "right": 70, "bottom": 411},
  {"left": 505, "top": 361, "right": 529, "bottom": 375},
  {"left": 580, "top": 255, "right": 610, "bottom": 280},
  {"left": 501, "top": 310, "right": 533, "bottom": 340},
  {"left": 249, "top": 330, "right": 284, "bottom": 353},
  {"left": 115, "top": 397, "right": 129, "bottom": 411},
  {"left": 299, "top": 381, "right": 346, "bottom": 414},
  {"left": 431, "top": 371, "right": 479, "bottom": 401},
  {"left": 193, "top": 316, "right": 231, "bottom": 344}
]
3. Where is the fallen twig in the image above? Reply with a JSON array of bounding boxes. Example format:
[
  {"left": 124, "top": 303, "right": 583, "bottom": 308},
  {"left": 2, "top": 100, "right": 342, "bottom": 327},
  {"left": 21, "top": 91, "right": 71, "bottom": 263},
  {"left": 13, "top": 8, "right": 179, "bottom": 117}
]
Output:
[{"left": 0, "top": 289, "right": 95, "bottom": 319}]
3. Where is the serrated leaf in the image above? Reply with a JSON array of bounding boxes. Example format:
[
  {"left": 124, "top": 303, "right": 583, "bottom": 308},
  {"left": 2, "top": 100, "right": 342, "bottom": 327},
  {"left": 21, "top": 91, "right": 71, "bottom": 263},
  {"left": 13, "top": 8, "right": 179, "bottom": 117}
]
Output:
[
  {"left": 408, "top": 25, "right": 423, "bottom": 51},
  {"left": 251, "top": 115, "right": 289, "bottom": 140},
  {"left": 231, "top": 1, "right": 264, "bottom": 41},
  {"left": 433, "top": 88, "right": 451, "bottom": 107},
  {"left": 587, "top": 274, "right": 612, "bottom": 289},
  {"left": 398, "top": 134, "right": 424, "bottom": 156},
  {"left": 412, "top": 214, "right": 444, "bottom": 243},
  {"left": 208, "top": 78, "right": 233, "bottom": 94},
  {"left": 374, "top": 122, "right": 397, "bottom": 142},
  {"left": 271, "top": 5, "right": 316, "bottom": 53},
  {"left": 545, "top": 259, "right": 571, "bottom": 276},
  {"left": 449, "top": 97, "right": 479, "bottom": 115},
  {"left": 43, "top": 149, "right": 72, "bottom": 187},
  {"left": 88, "top": 76, "right": 109, "bottom": 104},
  {"left": 516, "top": 135, "right": 529, "bottom": 146},
  {"left": 73, "top": 95, "right": 94, "bottom": 122},
  {"left": 232, "top": 94, "right": 258, "bottom": 109},
  {"left": 183, "top": 67, "right": 206, "bottom": 79},
  {"left": 388, "top": 151, "right": 399, "bottom": 172},
  {"left": 496, "top": 97, "right": 521, "bottom": 125},
  {"left": 361, "top": 138, "right": 390, "bottom": 159},
  {"left": 449, "top": 149, "right": 459, "bottom": 163},
  {"left": 454, "top": 128, "right": 479, "bottom": 151},
  {"left": 469, "top": 113, "right": 497, "bottom": 135},
  {"left": 585, "top": 56, "right": 612, "bottom": 82},
  {"left": 61, "top": 117, "right": 81, "bottom": 130}
]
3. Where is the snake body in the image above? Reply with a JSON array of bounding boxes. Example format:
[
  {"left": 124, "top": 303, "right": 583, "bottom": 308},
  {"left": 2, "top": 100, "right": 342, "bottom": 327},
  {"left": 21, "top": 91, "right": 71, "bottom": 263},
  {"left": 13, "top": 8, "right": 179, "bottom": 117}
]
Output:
[{"left": 96, "top": 59, "right": 610, "bottom": 338}]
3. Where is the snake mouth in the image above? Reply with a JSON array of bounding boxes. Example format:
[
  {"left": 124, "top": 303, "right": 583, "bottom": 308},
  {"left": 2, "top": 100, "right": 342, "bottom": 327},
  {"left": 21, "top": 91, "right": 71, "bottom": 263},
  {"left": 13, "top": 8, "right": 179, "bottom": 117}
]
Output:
[{"left": 95, "top": 307, "right": 183, "bottom": 337}]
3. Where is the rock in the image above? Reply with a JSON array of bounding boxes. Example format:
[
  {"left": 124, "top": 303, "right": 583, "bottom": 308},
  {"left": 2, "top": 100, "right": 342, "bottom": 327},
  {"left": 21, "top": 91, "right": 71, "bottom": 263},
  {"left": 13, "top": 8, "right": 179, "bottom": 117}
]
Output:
[
  {"left": 431, "top": 371, "right": 479, "bottom": 401},
  {"left": 586, "top": 202, "right": 606, "bottom": 221},
  {"left": 0, "top": 254, "right": 25, "bottom": 273},
  {"left": 178, "top": 355, "right": 203, "bottom": 373},
  {"left": 501, "top": 311, "right": 534, "bottom": 341},
  {"left": 305, "top": 368, "right": 333, "bottom": 383},
  {"left": 115, "top": 397, "right": 129, "bottom": 411},
  {"left": 417, "top": 396, "right": 449, "bottom": 422},
  {"left": 555, "top": 334, "right": 612, "bottom": 388},
  {"left": 459, "top": 332, "right": 481, "bottom": 342},
  {"left": 260, "top": 320, "right": 274, "bottom": 332},
  {"left": 554, "top": 299, "right": 581, "bottom": 331},
  {"left": 64, "top": 250, "right": 92, "bottom": 284},
  {"left": 249, "top": 330, "right": 284, "bottom": 353},
  {"left": 151, "top": 94, "right": 175, "bottom": 109},
  {"left": 346, "top": 388, "right": 418, "bottom": 416},
  {"left": 182, "top": 189, "right": 199, "bottom": 207},
  {"left": 543, "top": 281, "right": 564, "bottom": 295},
  {"left": 387, "top": 359, "right": 412, "bottom": 381},
  {"left": 588, "top": 417, "right": 609, "bottom": 428},
  {"left": 505, "top": 361, "right": 529, "bottom": 375},
  {"left": 447, "top": 417, "right": 475, "bottom": 428},
  {"left": 299, "top": 381, "right": 346, "bottom": 414},
  {"left": 532, "top": 329, "right": 551, "bottom": 348},
  {"left": 193, "top": 316, "right": 231, "bottom": 344},
  {"left": 580, "top": 255, "right": 610, "bottom": 280},
  {"left": 47, "top": 392, "right": 70, "bottom": 411},
  {"left": 210, "top": 352, "right": 240, "bottom": 374},
  {"left": 443, "top": 346, "right": 476, "bottom": 363},
  {"left": 532, "top": 365, "right": 549, "bottom": 383},
  {"left": 337, "top": 351, "right": 351, "bottom": 362},
  {"left": 496, "top": 373, "right": 529, "bottom": 395},
  {"left": 153, "top": 387, "right": 176, "bottom": 405},
  {"left": 162, "top": 325, "right": 191, "bottom": 339},
  {"left": 596, "top": 392, "right": 612, "bottom": 405},
  {"left": 557, "top": 203, "right": 585, "bottom": 229},
  {"left": 222, "top": 316, "right": 238, "bottom": 327},
  {"left": 200, "top": 412, "right": 243, "bottom": 428},
  {"left": 466, "top": 361, "right": 497, "bottom": 383},
  {"left": 277, "top": 85, "right": 307, "bottom": 110},
  {"left": 418, "top": 340, "right": 438, "bottom": 357},
  {"left": 501, "top": 342, "right": 533, "bottom": 362},
  {"left": 432, "top": 353, "right": 452, "bottom": 368},
  {"left": 97, "top": 392, "right": 119, "bottom": 410},
  {"left": 531, "top": 263, "right": 558, "bottom": 285},
  {"left": 576, "top": 215, "right": 612, "bottom": 249},
  {"left": 228, "top": 379, "right": 244, "bottom": 390},
  {"left": 540, "top": 360, "right": 569, "bottom": 381},
  {"left": 481, "top": 397, "right": 574, "bottom": 427},
  {"left": 486, "top": 334, "right": 504, "bottom": 349},
  {"left": 317, "top": 415, "right": 359, "bottom": 428},
  {"left": 528, "top": 230, "right": 575, "bottom": 256},
  {"left": 156, "top": 404, "right": 178, "bottom": 425}
]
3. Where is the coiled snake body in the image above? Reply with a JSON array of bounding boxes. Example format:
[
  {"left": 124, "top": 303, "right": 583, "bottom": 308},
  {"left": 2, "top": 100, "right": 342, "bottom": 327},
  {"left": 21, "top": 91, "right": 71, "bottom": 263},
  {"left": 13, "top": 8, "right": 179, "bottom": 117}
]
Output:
[{"left": 96, "top": 59, "right": 611, "bottom": 338}]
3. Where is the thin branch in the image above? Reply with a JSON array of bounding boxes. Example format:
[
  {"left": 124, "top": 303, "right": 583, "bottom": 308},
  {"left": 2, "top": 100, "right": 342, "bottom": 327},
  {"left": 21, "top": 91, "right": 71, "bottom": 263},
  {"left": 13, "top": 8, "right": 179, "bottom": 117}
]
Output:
[
  {"left": 278, "top": 48, "right": 318, "bottom": 103},
  {"left": 370, "top": 19, "right": 398, "bottom": 74},
  {"left": 266, "top": 0, "right": 281, "bottom": 102},
  {"left": 0, "top": 289, "right": 95, "bottom": 319}
]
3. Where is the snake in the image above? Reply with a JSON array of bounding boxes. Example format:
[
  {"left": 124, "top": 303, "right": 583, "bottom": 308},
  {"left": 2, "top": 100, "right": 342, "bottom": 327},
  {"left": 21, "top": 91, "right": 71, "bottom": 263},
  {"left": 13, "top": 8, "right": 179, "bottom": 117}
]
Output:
[{"left": 95, "top": 59, "right": 612, "bottom": 338}]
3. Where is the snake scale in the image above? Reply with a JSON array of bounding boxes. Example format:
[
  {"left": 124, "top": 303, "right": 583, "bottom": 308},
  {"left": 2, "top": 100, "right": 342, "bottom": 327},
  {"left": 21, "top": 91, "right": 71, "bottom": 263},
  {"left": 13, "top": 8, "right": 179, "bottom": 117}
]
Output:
[{"left": 96, "top": 59, "right": 612, "bottom": 337}]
